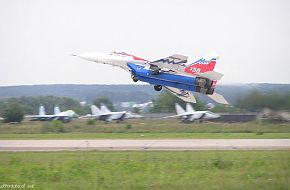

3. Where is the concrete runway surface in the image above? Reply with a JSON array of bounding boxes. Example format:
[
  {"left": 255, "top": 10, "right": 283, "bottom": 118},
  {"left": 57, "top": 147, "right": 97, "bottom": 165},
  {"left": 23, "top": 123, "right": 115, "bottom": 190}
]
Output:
[{"left": 0, "top": 139, "right": 290, "bottom": 151}]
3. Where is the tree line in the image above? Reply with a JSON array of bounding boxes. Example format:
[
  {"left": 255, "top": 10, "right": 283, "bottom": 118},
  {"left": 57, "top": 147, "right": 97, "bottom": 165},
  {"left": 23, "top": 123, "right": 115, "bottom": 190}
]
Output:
[
  {"left": 1, "top": 90, "right": 290, "bottom": 122},
  {"left": 235, "top": 91, "right": 290, "bottom": 112}
]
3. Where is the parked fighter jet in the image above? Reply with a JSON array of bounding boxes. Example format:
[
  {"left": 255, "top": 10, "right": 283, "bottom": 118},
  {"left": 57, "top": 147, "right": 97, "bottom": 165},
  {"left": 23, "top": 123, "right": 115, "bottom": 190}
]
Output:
[
  {"left": 80, "top": 104, "right": 143, "bottom": 122},
  {"left": 164, "top": 103, "right": 220, "bottom": 123},
  {"left": 74, "top": 51, "right": 228, "bottom": 104},
  {"left": 26, "top": 105, "right": 78, "bottom": 122}
]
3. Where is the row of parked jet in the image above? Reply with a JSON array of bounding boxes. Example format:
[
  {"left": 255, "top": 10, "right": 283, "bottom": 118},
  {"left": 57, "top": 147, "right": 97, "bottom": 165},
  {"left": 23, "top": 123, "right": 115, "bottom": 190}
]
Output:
[
  {"left": 26, "top": 103, "right": 219, "bottom": 123},
  {"left": 26, "top": 104, "right": 143, "bottom": 122}
]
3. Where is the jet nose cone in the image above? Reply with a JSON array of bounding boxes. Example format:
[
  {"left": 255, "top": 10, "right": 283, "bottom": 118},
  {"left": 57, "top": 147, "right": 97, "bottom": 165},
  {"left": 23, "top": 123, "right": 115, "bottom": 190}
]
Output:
[
  {"left": 74, "top": 53, "right": 90, "bottom": 60},
  {"left": 73, "top": 52, "right": 100, "bottom": 62}
]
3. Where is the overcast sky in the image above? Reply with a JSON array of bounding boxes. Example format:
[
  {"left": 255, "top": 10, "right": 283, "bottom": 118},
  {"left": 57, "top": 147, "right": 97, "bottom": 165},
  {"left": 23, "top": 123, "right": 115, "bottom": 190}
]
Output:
[{"left": 0, "top": 0, "right": 289, "bottom": 86}]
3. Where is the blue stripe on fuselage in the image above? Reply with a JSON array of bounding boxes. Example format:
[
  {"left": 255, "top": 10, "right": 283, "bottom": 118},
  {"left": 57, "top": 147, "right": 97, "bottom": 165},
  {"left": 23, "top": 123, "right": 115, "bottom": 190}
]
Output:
[{"left": 128, "top": 63, "right": 197, "bottom": 92}]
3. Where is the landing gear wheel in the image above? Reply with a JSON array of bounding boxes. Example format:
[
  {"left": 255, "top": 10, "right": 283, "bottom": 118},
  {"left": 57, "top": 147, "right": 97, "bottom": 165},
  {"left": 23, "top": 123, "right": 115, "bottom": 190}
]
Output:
[
  {"left": 154, "top": 85, "right": 162, "bottom": 91},
  {"left": 132, "top": 76, "right": 139, "bottom": 82}
]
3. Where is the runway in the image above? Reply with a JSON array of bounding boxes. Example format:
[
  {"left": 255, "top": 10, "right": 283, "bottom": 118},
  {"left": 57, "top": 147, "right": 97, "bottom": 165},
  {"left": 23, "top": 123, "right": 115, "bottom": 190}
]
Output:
[{"left": 0, "top": 139, "right": 290, "bottom": 151}]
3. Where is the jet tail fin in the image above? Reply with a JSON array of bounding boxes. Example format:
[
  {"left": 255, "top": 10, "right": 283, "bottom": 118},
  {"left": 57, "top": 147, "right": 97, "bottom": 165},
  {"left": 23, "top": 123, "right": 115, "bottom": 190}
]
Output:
[
  {"left": 100, "top": 104, "right": 111, "bottom": 113},
  {"left": 184, "top": 53, "right": 219, "bottom": 75},
  {"left": 175, "top": 103, "right": 186, "bottom": 115},
  {"left": 39, "top": 105, "right": 46, "bottom": 116},
  {"left": 186, "top": 103, "right": 195, "bottom": 113},
  {"left": 91, "top": 105, "right": 101, "bottom": 115},
  {"left": 54, "top": 106, "right": 61, "bottom": 115}
]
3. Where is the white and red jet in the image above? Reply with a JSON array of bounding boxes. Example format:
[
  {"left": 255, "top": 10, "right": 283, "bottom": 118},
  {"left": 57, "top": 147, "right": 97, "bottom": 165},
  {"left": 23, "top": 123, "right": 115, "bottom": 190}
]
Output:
[{"left": 74, "top": 51, "right": 228, "bottom": 104}]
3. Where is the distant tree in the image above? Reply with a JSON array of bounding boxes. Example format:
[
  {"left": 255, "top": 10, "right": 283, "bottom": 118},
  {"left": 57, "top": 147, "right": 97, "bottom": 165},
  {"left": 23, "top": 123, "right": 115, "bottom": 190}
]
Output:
[
  {"left": 93, "top": 97, "right": 115, "bottom": 111},
  {"left": 235, "top": 91, "right": 290, "bottom": 111},
  {"left": 3, "top": 103, "right": 24, "bottom": 123},
  {"left": 150, "top": 91, "right": 205, "bottom": 113}
]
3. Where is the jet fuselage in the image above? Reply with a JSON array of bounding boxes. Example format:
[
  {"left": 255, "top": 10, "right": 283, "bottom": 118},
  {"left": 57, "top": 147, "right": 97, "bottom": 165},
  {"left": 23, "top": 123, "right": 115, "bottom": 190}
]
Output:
[{"left": 127, "top": 63, "right": 215, "bottom": 95}]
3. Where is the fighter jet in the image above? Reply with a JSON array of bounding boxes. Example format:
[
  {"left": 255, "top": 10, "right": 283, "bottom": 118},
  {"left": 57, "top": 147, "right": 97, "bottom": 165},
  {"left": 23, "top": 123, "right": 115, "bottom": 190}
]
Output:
[
  {"left": 26, "top": 105, "right": 78, "bottom": 122},
  {"left": 80, "top": 104, "right": 143, "bottom": 122},
  {"left": 74, "top": 51, "right": 228, "bottom": 104},
  {"left": 163, "top": 103, "right": 220, "bottom": 123}
]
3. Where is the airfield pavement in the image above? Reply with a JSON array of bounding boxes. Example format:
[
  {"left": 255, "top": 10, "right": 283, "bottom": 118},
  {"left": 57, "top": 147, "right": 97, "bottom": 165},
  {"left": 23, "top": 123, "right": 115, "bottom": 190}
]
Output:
[{"left": 0, "top": 139, "right": 290, "bottom": 151}]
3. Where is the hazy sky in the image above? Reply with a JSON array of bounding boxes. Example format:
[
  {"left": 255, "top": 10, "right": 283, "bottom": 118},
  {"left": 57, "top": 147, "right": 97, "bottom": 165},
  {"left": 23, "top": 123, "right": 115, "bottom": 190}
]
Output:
[{"left": 0, "top": 0, "right": 289, "bottom": 86}]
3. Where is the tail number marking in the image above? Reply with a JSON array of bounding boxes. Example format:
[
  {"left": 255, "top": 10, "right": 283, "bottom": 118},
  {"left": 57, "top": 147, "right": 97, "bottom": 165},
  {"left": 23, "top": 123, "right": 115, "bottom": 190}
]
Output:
[{"left": 189, "top": 67, "right": 201, "bottom": 73}]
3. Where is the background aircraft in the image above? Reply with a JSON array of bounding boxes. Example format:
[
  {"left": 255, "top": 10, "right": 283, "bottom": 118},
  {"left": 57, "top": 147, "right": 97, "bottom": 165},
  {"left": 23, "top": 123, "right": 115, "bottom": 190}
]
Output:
[
  {"left": 164, "top": 103, "right": 220, "bottom": 123},
  {"left": 75, "top": 51, "right": 228, "bottom": 104},
  {"left": 80, "top": 104, "right": 143, "bottom": 122},
  {"left": 26, "top": 105, "right": 78, "bottom": 122}
]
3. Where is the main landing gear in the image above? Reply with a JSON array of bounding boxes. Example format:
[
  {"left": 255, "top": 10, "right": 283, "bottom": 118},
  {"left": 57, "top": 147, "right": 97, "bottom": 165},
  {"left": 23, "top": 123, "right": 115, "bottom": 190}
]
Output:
[
  {"left": 154, "top": 85, "right": 162, "bottom": 91},
  {"left": 131, "top": 74, "right": 162, "bottom": 91}
]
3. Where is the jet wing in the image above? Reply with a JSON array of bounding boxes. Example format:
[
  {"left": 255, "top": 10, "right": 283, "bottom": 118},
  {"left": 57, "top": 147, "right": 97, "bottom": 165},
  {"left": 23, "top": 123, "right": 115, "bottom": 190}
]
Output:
[
  {"left": 25, "top": 115, "right": 54, "bottom": 120},
  {"left": 164, "top": 86, "right": 197, "bottom": 103},
  {"left": 148, "top": 54, "right": 188, "bottom": 73}
]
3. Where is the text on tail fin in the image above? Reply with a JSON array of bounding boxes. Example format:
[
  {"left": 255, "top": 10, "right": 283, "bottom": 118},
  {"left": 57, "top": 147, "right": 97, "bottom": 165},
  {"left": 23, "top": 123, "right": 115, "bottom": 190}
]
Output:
[{"left": 184, "top": 54, "right": 219, "bottom": 75}]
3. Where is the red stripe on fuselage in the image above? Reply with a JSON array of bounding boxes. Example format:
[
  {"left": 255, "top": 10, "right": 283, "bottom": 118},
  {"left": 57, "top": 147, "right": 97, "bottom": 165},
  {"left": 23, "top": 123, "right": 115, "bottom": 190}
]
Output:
[{"left": 113, "top": 52, "right": 149, "bottom": 62}]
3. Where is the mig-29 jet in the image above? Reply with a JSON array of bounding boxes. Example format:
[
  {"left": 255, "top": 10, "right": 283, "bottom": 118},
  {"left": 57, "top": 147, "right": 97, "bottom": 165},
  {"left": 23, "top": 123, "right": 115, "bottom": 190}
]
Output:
[
  {"left": 74, "top": 51, "right": 228, "bottom": 104},
  {"left": 26, "top": 105, "right": 78, "bottom": 122},
  {"left": 163, "top": 103, "right": 220, "bottom": 123}
]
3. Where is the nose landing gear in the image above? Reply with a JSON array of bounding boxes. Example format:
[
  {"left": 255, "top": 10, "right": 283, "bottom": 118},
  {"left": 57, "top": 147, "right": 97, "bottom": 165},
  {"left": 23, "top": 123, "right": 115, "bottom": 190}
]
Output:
[{"left": 132, "top": 75, "right": 139, "bottom": 82}]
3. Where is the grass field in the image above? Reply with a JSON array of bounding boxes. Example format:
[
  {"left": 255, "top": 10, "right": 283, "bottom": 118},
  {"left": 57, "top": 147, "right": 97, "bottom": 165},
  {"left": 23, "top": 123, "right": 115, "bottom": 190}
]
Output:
[
  {"left": 0, "top": 120, "right": 290, "bottom": 139},
  {"left": 0, "top": 151, "right": 289, "bottom": 190}
]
